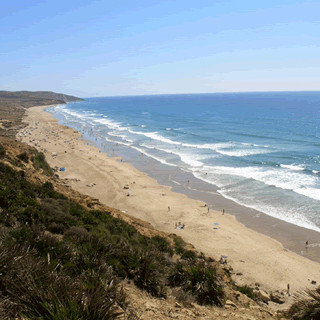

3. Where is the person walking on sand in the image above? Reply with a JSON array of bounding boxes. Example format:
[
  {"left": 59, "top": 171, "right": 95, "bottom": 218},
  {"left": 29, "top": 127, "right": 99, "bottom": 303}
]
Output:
[
  {"left": 207, "top": 207, "right": 210, "bottom": 213},
  {"left": 168, "top": 206, "right": 170, "bottom": 212}
]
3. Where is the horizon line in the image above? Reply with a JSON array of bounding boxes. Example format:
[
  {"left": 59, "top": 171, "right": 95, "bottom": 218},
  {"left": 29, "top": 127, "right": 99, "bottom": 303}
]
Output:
[{"left": 82, "top": 89, "right": 320, "bottom": 99}]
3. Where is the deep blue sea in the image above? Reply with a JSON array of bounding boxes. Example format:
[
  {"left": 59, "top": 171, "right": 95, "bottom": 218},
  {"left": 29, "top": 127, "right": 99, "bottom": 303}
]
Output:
[{"left": 48, "top": 92, "right": 320, "bottom": 232}]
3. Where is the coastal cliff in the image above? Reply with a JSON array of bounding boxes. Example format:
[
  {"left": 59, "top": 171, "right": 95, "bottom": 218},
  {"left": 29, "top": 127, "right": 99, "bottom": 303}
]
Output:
[
  {"left": 0, "top": 91, "right": 318, "bottom": 319},
  {"left": 0, "top": 90, "right": 82, "bottom": 138}
]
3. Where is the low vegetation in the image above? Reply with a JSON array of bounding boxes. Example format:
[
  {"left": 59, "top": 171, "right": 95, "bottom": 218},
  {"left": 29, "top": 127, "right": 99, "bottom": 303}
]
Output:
[
  {"left": 283, "top": 287, "right": 320, "bottom": 320},
  {"left": 0, "top": 144, "right": 227, "bottom": 319},
  {"left": 235, "top": 285, "right": 257, "bottom": 301}
]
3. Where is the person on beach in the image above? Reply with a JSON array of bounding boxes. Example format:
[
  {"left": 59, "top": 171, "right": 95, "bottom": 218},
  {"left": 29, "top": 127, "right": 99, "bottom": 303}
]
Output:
[
  {"left": 207, "top": 207, "right": 210, "bottom": 213},
  {"left": 168, "top": 206, "right": 170, "bottom": 212},
  {"left": 306, "top": 240, "right": 309, "bottom": 248},
  {"left": 222, "top": 209, "right": 225, "bottom": 215}
]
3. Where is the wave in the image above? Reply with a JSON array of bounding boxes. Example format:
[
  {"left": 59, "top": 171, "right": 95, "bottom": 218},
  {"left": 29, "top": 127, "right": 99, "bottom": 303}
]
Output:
[
  {"left": 130, "top": 146, "right": 177, "bottom": 167},
  {"left": 217, "top": 189, "right": 320, "bottom": 232},
  {"left": 127, "top": 130, "right": 181, "bottom": 145},
  {"left": 140, "top": 143, "right": 215, "bottom": 168},
  {"left": 128, "top": 130, "right": 272, "bottom": 157},
  {"left": 197, "top": 165, "right": 320, "bottom": 201},
  {"left": 93, "top": 118, "right": 124, "bottom": 130},
  {"left": 280, "top": 164, "right": 305, "bottom": 171},
  {"left": 217, "top": 148, "right": 270, "bottom": 157},
  {"left": 107, "top": 132, "right": 133, "bottom": 143},
  {"left": 105, "top": 137, "right": 131, "bottom": 147},
  {"left": 58, "top": 106, "right": 274, "bottom": 159}
]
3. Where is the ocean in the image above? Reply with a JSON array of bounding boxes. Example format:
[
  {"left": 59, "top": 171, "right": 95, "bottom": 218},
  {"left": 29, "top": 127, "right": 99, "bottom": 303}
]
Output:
[{"left": 47, "top": 91, "right": 320, "bottom": 232}]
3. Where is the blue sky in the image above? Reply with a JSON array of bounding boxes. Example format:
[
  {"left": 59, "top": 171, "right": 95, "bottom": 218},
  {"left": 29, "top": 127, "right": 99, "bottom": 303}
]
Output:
[{"left": 1, "top": 0, "right": 319, "bottom": 97}]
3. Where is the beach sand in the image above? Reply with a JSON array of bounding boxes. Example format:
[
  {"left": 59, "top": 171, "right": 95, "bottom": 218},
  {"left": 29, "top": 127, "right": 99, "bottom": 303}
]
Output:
[{"left": 19, "top": 105, "right": 320, "bottom": 297}]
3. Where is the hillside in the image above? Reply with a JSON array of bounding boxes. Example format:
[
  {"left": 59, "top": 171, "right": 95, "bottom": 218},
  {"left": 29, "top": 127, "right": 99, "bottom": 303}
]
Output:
[
  {"left": 1, "top": 91, "right": 318, "bottom": 319},
  {"left": 0, "top": 90, "right": 82, "bottom": 138},
  {"left": 0, "top": 93, "right": 284, "bottom": 319}
]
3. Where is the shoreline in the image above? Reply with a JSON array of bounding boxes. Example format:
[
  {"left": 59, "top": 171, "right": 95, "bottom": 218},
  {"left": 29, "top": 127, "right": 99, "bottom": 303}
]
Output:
[
  {"left": 59, "top": 106, "right": 320, "bottom": 262},
  {"left": 19, "top": 105, "right": 320, "bottom": 296},
  {"left": 93, "top": 134, "right": 320, "bottom": 262}
]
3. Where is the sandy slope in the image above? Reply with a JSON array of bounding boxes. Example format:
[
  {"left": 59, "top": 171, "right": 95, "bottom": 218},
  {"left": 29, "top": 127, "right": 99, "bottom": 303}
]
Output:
[{"left": 19, "top": 105, "right": 320, "bottom": 297}]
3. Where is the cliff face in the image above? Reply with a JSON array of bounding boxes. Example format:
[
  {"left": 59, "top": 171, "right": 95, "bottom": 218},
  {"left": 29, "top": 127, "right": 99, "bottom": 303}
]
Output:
[
  {"left": 0, "top": 90, "right": 82, "bottom": 138},
  {"left": 0, "top": 90, "right": 82, "bottom": 105}
]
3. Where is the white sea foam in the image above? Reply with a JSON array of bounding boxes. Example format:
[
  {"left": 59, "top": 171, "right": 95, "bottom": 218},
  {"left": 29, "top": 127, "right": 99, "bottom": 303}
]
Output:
[
  {"left": 280, "top": 164, "right": 305, "bottom": 171},
  {"left": 218, "top": 189, "right": 320, "bottom": 232},
  {"left": 127, "top": 130, "right": 181, "bottom": 145},
  {"left": 140, "top": 144, "right": 208, "bottom": 168},
  {"left": 93, "top": 118, "right": 124, "bottom": 130},
  {"left": 198, "top": 165, "right": 320, "bottom": 201},
  {"left": 130, "top": 146, "right": 177, "bottom": 167},
  {"left": 107, "top": 132, "right": 133, "bottom": 143},
  {"left": 179, "top": 142, "right": 271, "bottom": 157},
  {"left": 217, "top": 148, "right": 270, "bottom": 157},
  {"left": 313, "top": 170, "right": 319, "bottom": 174},
  {"left": 105, "top": 137, "right": 131, "bottom": 147},
  {"left": 62, "top": 109, "right": 91, "bottom": 120}
]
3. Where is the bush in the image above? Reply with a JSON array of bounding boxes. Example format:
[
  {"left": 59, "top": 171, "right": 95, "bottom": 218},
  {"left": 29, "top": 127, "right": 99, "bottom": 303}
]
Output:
[
  {"left": 64, "top": 226, "right": 92, "bottom": 241},
  {"left": 150, "top": 235, "right": 173, "bottom": 256},
  {"left": 17, "top": 152, "right": 29, "bottom": 162},
  {"left": 31, "top": 152, "right": 53, "bottom": 175},
  {"left": 171, "top": 234, "right": 187, "bottom": 255},
  {"left": 0, "top": 243, "right": 129, "bottom": 320},
  {"left": 0, "top": 143, "right": 5, "bottom": 158},
  {"left": 235, "top": 285, "right": 256, "bottom": 301},
  {"left": 181, "top": 250, "right": 197, "bottom": 261},
  {"left": 283, "top": 286, "right": 320, "bottom": 320},
  {"left": 47, "top": 222, "right": 66, "bottom": 234},
  {"left": 41, "top": 198, "right": 76, "bottom": 228},
  {"left": 169, "top": 261, "right": 225, "bottom": 306}
]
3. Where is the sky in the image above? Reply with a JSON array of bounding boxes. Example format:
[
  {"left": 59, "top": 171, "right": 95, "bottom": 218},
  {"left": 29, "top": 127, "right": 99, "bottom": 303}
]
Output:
[{"left": 1, "top": 0, "right": 320, "bottom": 97}]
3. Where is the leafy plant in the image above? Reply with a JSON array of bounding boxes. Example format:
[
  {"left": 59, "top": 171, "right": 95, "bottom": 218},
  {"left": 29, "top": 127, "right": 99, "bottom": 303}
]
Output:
[
  {"left": 169, "top": 261, "right": 225, "bottom": 306},
  {"left": 31, "top": 151, "right": 53, "bottom": 175},
  {"left": 0, "top": 143, "right": 5, "bottom": 158},
  {"left": 235, "top": 285, "right": 257, "bottom": 301},
  {"left": 283, "top": 286, "right": 320, "bottom": 320},
  {"left": 17, "top": 152, "right": 29, "bottom": 162}
]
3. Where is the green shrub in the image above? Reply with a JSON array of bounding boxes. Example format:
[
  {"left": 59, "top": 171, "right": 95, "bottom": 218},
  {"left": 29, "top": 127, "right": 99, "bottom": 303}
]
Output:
[
  {"left": 64, "top": 226, "right": 92, "bottom": 241},
  {"left": 150, "top": 235, "right": 173, "bottom": 256},
  {"left": 181, "top": 250, "right": 197, "bottom": 261},
  {"left": 47, "top": 222, "right": 66, "bottom": 234},
  {"left": 41, "top": 198, "right": 76, "bottom": 228},
  {"left": 9, "top": 227, "right": 34, "bottom": 243},
  {"left": 0, "top": 243, "right": 130, "bottom": 320},
  {"left": 171, "top": 234, "right": 187, "bottom": 255},
  {"left": 235, "top": 285, "right": 256, "bottom": 301},
  {"left": 0, "top": 143, "right": 5, "bottom": 158},
  {"left": 17, "top": 152, "right": 29, "bottom": 162},
  {"left": 283, "top": 286, "right": 320, "bottom": 320},
  {"left": 169, "top": 261, "right": 225, "bottom": 306},
  {"left": 31, "top": 152, "right": 53, "bottom": 175}
]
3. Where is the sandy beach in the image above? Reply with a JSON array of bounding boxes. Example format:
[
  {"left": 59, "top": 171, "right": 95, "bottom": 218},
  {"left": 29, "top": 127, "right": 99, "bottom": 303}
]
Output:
[{"left": 19, "top": 105, "right": 320, "bottom": 297}]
